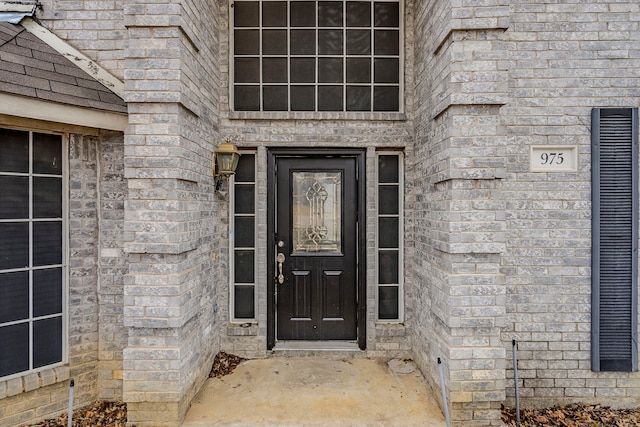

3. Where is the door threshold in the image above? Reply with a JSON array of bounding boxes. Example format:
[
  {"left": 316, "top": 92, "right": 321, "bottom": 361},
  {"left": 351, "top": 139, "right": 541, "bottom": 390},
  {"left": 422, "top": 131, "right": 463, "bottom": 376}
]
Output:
[{"left": 274, "top": 341, "right": 360, "bottom": 351}]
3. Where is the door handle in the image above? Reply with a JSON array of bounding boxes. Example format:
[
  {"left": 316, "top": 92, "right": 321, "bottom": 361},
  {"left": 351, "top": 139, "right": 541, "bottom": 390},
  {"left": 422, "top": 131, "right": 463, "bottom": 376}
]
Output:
[{"left": 277, "top": 252, "right": 285, "bottom": 284}]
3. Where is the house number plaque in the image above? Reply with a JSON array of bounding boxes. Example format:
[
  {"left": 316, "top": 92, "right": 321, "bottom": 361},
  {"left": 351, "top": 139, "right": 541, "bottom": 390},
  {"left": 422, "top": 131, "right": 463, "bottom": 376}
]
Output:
[{"left": 530, "top": 145, "right": 578, "bottom": 172}]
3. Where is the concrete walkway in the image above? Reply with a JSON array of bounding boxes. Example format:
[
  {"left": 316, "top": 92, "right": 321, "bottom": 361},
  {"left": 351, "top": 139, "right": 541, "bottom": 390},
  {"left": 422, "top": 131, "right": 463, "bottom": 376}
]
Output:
[{"left": 182, "top": 357, "right": 447, "bottom": 426}]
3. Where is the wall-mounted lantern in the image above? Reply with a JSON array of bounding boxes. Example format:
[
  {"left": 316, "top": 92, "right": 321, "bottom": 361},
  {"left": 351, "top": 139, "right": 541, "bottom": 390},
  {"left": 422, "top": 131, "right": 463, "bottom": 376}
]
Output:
[{"left": 213, "top": 141, "right": 240, "bottom": 196}]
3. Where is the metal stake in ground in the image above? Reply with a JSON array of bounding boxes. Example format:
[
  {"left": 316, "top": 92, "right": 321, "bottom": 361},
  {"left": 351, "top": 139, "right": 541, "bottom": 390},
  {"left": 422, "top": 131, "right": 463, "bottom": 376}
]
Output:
[
  {"left": 437, "top": 357, "right": 451, "bottom": 427},
  {"left": 68, "top": 379, "right": 74, "bottom": 427},
  {"left": 512, "top": 340, "right": 521, "bottom": 426}
]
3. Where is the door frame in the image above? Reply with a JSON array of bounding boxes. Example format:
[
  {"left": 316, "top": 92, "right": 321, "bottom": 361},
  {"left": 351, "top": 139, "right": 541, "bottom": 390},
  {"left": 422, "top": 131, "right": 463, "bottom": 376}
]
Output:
[{"left": 267, "top": 148, "right": 367, "bottom": 350}]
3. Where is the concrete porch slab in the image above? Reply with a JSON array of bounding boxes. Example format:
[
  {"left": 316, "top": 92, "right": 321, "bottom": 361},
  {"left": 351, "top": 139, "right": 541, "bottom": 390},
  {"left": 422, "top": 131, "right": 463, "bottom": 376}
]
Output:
[{"left": 182, "top": 357, "right": 447, "bottom": 426}]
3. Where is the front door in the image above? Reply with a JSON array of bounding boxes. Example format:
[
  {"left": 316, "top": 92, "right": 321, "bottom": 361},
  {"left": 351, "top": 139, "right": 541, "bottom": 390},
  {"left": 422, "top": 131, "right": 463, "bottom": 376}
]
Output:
[{"left": 268, "top": 150, "right": 365, "bottom": 348}]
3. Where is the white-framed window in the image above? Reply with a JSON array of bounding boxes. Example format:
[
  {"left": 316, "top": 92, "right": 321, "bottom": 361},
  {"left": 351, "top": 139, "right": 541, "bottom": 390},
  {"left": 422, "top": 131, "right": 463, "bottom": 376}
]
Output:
[
  {"left": 376, "top": 151, "right": 403, "bottom": 321},
  {"left": 0, "top": 127, "right": 67, "bottom": 380},
  {"left": 231, "top": 0, "right": 403, "bottom": 112},
  {"left": 230, "top": 151, "right": 258, "bottom": 321}
]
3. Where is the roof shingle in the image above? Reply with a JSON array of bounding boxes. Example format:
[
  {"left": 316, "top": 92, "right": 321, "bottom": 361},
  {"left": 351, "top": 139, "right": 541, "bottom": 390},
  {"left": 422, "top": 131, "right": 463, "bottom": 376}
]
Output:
[{"left": 0, "top": 21, "right": 126, "bottom": 113}]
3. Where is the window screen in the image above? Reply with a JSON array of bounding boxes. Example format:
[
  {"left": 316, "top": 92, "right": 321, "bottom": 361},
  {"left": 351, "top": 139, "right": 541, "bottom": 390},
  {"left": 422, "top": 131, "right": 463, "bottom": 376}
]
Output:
[{"left": 0, "top": 129, "right": 65, "bottom": 379}]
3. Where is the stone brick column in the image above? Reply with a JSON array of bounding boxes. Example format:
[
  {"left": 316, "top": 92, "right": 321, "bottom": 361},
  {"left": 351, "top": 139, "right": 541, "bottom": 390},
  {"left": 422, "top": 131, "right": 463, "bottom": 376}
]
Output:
[
  {"left": 413, "top": 0, "right": 510, "bottom": 425},
  {"left": 121, "top": 1, "right": 221, "bottom": 425}
]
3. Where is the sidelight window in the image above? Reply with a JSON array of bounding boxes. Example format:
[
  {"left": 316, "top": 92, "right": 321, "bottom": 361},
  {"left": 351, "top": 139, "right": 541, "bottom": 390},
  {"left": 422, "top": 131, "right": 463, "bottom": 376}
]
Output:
[
  {"left": 0, "top": 128, "right": 66, "bottom": 379},
  {"left": 231, "top": 152, "right": 257, "bottom": 321},
  {"left": 231, "top": 0, "right": 402, "bottom": 112},
  {"left": 376, "top": 152, "right": 402, "bottom": 321}
]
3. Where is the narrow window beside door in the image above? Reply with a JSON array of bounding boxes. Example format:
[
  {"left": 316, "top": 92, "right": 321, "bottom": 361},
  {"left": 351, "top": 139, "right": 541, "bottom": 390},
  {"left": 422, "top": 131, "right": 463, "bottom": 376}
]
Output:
[
  {"left": 231, "top": 152, "right": 257, "bottom": 321},
  {"left": 377, "top": 152, "right": 403, "bottom": 321},
  {"left": 591, "top": 107, "right": 638, "bottom": 372},
  {"left": 0, "top": 128, "right": 66, "bottom": 379}
]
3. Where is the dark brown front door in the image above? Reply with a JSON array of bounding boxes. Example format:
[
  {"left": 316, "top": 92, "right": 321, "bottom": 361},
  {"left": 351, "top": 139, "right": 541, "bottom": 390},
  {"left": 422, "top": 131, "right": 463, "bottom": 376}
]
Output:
[{"left": 268, "top": 151, "right": 365, "bottom": 347}]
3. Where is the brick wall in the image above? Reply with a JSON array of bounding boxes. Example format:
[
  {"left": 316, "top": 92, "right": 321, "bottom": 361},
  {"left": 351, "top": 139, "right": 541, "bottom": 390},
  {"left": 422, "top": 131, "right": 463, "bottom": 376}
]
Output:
[
  {"left": 18, "top": 1, "right": 640, "bottom": 426},
  {"left": 120, "top": 0, "right": 222, "bottom": 425},
  {"left": 39, "top": 0, "right": 126, "bottom": 80},
  {"left": 97, "top": 133, "right": 128, "bottom": 401},
  {"left": 0, "top": 133, "right": 121, "bottom": 427},
  {"left": 412, "top": 0, "right": 509, "bottom": 425},
  {"left": 501, "top": 0, "right": 640, "bottom": 408}
]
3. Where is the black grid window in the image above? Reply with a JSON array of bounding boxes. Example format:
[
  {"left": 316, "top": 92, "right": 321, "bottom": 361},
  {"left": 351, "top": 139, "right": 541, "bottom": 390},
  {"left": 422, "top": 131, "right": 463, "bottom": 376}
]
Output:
[
  {"left": 0, "top": 128, "right": 65, "bottom": 379},
  {"left": 377, "top": 152, "right": 402, "bottom": 321},
  {"left": 232, "top": 0, "right": 402, "bottom": 112},
  {"left": 232, "top": 153, "right": 257, "bottom": 320}
]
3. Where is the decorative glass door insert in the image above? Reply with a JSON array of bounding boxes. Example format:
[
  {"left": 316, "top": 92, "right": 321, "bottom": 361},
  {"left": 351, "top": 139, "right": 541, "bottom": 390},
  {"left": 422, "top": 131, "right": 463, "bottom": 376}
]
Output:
[{"left": 292, "top": 171, "right": 342, "bottom": 253}]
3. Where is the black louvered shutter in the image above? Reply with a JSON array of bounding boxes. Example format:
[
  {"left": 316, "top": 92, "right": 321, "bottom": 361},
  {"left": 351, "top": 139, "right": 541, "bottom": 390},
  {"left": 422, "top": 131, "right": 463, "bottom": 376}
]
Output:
[{"left": 591, "top": 108, "right": 638, "bottom": 372}]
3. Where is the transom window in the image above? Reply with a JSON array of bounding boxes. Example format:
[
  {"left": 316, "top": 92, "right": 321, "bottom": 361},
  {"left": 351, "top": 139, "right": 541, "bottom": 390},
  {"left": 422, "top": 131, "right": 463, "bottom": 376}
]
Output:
[
  {"left": 232, "top": 0, "right": 402, "bottom": 112},
  {"left": 0, "top": 128, "right": 66, "bottom": 379}
]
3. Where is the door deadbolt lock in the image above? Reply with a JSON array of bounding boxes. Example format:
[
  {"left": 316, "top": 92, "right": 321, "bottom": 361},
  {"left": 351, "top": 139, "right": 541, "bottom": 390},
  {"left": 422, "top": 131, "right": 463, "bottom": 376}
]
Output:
[{"left": 277, "top": 252, "right": 285, "bottom": 284}]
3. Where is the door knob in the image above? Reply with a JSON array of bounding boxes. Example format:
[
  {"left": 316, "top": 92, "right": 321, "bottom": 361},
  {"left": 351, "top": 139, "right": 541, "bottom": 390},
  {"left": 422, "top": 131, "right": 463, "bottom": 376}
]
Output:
[{"left": 277, "top": 252, "right": 285, "bottom": 284}]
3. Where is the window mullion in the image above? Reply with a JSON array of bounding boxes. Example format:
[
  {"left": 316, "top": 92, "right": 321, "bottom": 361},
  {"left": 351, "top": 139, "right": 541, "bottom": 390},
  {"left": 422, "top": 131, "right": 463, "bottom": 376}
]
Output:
[{"left": 28, "top": 132, "right": 34, "bottom": 372}]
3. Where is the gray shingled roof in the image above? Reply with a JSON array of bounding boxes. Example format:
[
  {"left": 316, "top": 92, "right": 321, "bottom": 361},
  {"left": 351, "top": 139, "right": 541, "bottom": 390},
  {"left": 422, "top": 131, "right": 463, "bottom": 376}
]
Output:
[{"left": 0, "top": 22, "right": 126, "bottom": 113}]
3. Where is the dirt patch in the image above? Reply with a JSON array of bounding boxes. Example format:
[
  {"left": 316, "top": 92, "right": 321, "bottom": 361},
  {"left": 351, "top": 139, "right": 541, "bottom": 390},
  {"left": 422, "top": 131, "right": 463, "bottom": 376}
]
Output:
[
  {"left": 208, "top": 351, "right": 246, "bottom": 378},
  {"left": 502, "top": 403, "right": 640, "bottom": 426},
  {"left": 25, "top": 401, "right": 126, "bottom": 427},
  {"left": 24, "top": 352, "right": 245, "bottom": 427}
]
